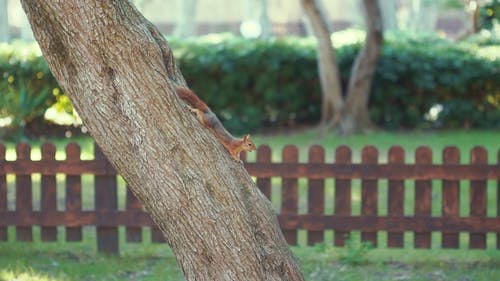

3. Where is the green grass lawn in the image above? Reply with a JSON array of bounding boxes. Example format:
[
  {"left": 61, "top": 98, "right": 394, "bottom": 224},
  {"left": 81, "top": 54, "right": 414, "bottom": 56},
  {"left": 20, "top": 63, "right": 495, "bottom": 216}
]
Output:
[
  {"left": 2, "top": 241, "right": 500, "bottom": 281},
  {"left": 1, "top": 129, "right": 500, "bottom": 280}
]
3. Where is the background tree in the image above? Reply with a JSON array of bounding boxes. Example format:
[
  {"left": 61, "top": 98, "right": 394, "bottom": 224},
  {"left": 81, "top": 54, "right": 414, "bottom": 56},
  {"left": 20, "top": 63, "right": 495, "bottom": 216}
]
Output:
[
  {"left": 380, "top": 0, "right": 398, "bottom": 31},
  {"left": 20, "top": 1, "right": 303, "bottom": 280},
  {"left": 0, "top": 0, "right": 9, "bottom": 42},
  {"left": 259, "top": 0, "right": 273, "bottom": 39},
  {"left": 406, "top": 0, "right": 438, "bottom": 32},
  {"left": 301, "top": 0, "right": 383, "bottom": 135},
  {"left": 174, "top": 0, "right": 197, "bottom": 37}
]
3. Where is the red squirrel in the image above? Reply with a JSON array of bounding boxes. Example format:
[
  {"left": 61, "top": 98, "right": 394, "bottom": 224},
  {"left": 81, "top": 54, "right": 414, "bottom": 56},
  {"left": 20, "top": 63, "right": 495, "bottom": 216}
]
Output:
[{"left": 176, "top": 87, "right": 256, "bottom": 161}]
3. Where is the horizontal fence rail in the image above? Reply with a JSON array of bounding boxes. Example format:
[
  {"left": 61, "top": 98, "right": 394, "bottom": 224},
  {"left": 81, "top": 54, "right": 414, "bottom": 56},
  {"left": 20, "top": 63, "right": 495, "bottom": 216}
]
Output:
[{"left": 1, "top": 142, "right": 500, "bottom": 253}]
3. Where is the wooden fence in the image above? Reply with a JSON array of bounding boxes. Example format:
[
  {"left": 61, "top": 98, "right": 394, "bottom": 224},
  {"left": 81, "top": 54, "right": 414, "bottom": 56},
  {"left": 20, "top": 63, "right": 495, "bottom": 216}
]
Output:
[{"left": 1, "top": 142, "right": 500, "bottom": 253}]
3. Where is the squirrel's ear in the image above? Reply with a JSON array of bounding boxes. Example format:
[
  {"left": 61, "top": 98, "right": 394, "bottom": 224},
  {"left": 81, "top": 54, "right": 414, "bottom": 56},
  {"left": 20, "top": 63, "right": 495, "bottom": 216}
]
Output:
[{"left": 244, "top": 134, "right": 250, "bottom": 141}]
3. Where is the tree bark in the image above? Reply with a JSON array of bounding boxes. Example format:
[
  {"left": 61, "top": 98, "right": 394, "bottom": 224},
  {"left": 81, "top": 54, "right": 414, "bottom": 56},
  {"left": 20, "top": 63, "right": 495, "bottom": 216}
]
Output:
[
  {"left": 340, "top": 0, "right": 383, "bottom": 134},
  {"left": 300, "top": 0, "right": 343, "bottom": 135},
  {"left": 20, "top": 1, "right": 303, "bottom": 280}
]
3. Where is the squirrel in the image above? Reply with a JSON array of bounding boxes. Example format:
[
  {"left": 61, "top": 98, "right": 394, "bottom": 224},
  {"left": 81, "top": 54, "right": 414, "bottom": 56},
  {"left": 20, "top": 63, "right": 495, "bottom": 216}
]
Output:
[{"left": 176, "top": 87, "right": 256, "bottom": 162}]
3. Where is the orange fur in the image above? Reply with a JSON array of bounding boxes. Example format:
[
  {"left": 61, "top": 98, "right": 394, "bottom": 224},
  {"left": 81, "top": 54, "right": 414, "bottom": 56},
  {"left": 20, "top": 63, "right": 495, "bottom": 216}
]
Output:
[{"left": 176, "top": 87, "right": 256, "bottom": 161}]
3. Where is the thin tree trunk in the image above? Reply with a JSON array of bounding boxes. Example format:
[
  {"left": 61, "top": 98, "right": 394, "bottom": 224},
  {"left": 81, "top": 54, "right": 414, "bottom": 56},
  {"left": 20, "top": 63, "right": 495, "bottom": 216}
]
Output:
[
  {"left": 379, "top": 0, "right": 398, "bottom": 31},
  {"left": 259, "top": 0, "right": 273, "bottom": 39},
  {"left": 340, "top": 0, "right": 383, "bottom": 134},
  {"left": 174, "top": 0, "right": 197, "bottom": 37},
  {"left": 300, "top": 0, "right": 343, "bottom": 135},
  {"left": 0, "top": 0, "right": 9, "bottom": 42},
  {"left": 20, "top": 1, "right": 303, "bottom": 280}
]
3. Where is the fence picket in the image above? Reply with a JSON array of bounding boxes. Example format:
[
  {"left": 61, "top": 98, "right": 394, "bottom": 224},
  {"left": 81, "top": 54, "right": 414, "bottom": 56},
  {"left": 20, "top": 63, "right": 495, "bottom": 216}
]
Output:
[
  {"left": 414, "top": 146, "right": 432, "bottom": 248},
  {"left": 388, "top": 146, "right": 405, "bottom": 248},
  {"left": 94, "top": 144, "right": 119, "bottom": 253},
  {"left": 256, "top": 145, "right": 271, "bottom": 199},
  {"left": 307, "top": 145, "right": 324, "bottom": 245},
  {"left": 0, "top": 144, "right": 6, "bottom": 241},
  {"left": 1, "top": 142, "right": 500, "bottom": 253},
  {"left": 282, "top": 145, "right": 298, "bottom": 245},
  {"left": 16, "top": 143, "right": 32, "bottom": 241},
  {"left": 65, "top": 143, "right": 82, "bottom": 241},
  {"left": 442, "top": 146, "right": 460, "bottom": 249},
  {"left": 151, "top": 227, "right": 165, "bottom": 243},
  {"left": 497, "top": 150, "right": 500, "bottom": 250},
  {"left": 334, "top": 145, "right": 351, "bottom": 246},
  {"left": 469, "top": 146, "right": 487, "bottom": 249},
  {"left": 41, "top": 143, "right": 57, "bottom": 241},
  {"left": 361, "top": 146, "right": 379, "bottom": 246}
]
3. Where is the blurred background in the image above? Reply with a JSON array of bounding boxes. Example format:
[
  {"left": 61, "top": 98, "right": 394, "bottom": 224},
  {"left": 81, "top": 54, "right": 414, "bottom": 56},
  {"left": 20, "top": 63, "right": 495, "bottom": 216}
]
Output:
[{"left": 0, "top": 0, "right": 499, "bottom": 140}]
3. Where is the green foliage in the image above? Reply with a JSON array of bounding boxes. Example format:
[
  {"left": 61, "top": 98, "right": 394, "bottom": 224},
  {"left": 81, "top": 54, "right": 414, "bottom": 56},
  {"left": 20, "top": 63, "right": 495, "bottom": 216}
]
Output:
[
  {"left": 171, "top": 33, "right": 500, "bottom": 132},
  {"left": 170, "top": 35, "right": 321, "bottom": 134},
  {"left": 339, "top": 235, "right": 374, "bottom": 266},
  {"left": 479, "top": 0, "right": 500, "bottom": 30},
  {"left": 1, "top": 33, "right": 499, "bottom": 137},
  {"left": 0, "top": 41, "right": 60, "bottom": 139}
]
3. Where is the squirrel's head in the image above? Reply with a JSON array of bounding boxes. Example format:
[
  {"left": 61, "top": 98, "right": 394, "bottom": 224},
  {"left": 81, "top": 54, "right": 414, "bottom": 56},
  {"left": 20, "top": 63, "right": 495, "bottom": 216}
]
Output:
[{"left": 242, "top": 134, "right": 257, "bottom": 152}]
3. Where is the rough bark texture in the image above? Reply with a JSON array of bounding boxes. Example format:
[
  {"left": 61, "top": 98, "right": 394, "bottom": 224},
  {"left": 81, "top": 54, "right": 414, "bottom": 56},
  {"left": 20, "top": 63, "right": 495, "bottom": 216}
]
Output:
[
  {"left": 20, "top": 1, "right": 303, "bottom": 280},
  {"left": 300, "top": 0, "right": 343, "bottom": 135},
  {"left": 340, "top": 0, "right": 383, "bottom": 134}
]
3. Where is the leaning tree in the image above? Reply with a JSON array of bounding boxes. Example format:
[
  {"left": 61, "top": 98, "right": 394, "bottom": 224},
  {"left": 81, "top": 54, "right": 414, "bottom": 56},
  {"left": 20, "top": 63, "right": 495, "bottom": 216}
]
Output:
[{"left": 20, "top": 1, "right": 304, "bottom": 280}]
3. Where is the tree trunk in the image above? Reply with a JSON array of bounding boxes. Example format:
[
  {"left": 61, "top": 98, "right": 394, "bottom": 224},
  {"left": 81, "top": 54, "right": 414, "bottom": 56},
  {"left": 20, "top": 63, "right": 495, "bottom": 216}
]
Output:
[
  {"left": 339, "top": 0, "right": 383, "bottom": 134},
  {"left": 0, "top": 0, "right": 9, "bottom": 42},
  {"left": 174, "top": 0, "right": 197, "bottom": 37},
  {"left": 379, "top": 0, "right": 398, "bottom": 31},
  {"left": 259, "top": 0, "right": 273, "bottom": 39},
  {"left": 20, "top": 1, "right": 303, "bottom": 280},
  {"left": 408, "top": 0, "right": 438, "bottom": 32},
  {"left": 300, "top": 0, "right": 343, "bottom": 135},
  {"left": 456, "top": 0, "right": 481, "bottom": 40}
]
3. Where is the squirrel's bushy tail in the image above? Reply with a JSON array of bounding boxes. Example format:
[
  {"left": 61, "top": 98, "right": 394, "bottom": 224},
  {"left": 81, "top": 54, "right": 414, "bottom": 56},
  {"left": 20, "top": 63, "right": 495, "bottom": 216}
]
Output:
[{"left": 176, "top": 87, "right": 209, "bottom": 112}]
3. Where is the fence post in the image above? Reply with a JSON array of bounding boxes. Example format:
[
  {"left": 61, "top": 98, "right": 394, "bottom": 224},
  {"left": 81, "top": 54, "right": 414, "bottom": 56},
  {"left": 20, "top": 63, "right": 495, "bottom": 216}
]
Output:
[
  {"left": 256, "top": 145, "right": 272, "bottom": 199},
  {"left": 282, "top": 145, "right": 298, "bottom": 245},
  {"left": 469, "top": 146, "right": 487, "bottom": 249},
  {"left": 0, "top": 144, "right": 6, "bottom": 241},
  {"left": 361, "top": 146, "right": 378, "bottom": 246},
  {"left": 442, "top": 146, "right": 460, "bottom": 248},
  {"left": 94, "top": 144, "right": 119, "bottom": 253},
  {"left": 497, "top": 150, "right": 500, "bottom": 249},
  {"left": 41, "top": 143, "right": 57, "bottom": 241},
  {"left": 307, "top": 145, "right": 324, "bottom": 245},
  {"left": 414, "top": 146, "right": 432, "bottom": 248},
  {"left": 16, "top": 143, "right": 32, "bottom": 241},
  {"left": 66, "top": 143, "right": 82, "bottom": 241},
  {"left": 388, "top": 146, "right": 405, "bottom": 248},
  {"left": 334, "top": 145, "right": 351, "bottom": 246}
]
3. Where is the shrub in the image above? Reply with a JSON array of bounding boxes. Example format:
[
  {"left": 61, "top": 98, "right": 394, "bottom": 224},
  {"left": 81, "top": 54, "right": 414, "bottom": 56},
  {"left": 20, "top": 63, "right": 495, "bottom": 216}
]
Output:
[
  {"left": 1, "top": 33, "right": 499, "bottom": 137},
  {"left": 0, "top": 41, "right": 60, "bottom": 139},
  {"left": 172, "top": 33, "right": 500, "bottom": 132}
]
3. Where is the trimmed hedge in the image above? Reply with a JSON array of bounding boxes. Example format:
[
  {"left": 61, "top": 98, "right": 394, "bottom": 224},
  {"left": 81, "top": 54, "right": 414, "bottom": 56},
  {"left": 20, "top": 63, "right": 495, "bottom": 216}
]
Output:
[
  {"left": 1, "top": 33, "right": 499, "bottom": 137},
  {"left": 172, "top": 33, "right": 499, "bottom": 132}
]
